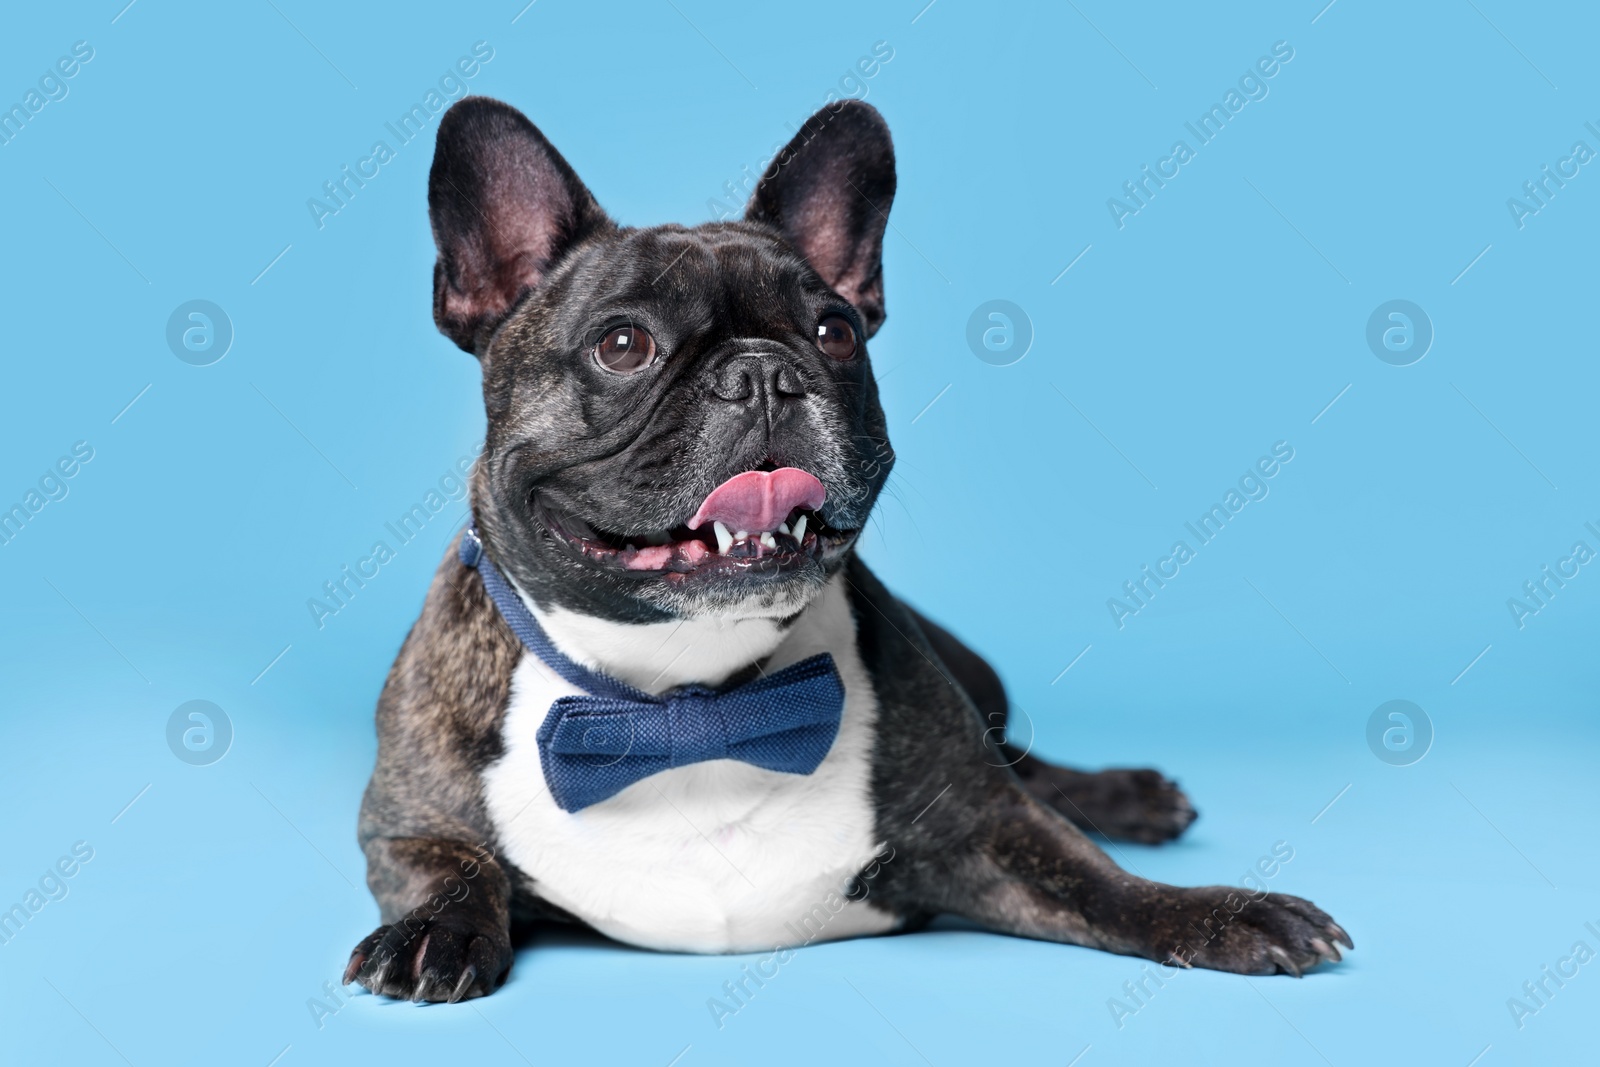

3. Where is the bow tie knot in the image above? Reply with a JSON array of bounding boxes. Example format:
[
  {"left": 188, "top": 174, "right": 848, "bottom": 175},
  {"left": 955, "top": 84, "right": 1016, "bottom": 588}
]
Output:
[{"left": 663, "top": 687, "right": 729, "bottom": 767}]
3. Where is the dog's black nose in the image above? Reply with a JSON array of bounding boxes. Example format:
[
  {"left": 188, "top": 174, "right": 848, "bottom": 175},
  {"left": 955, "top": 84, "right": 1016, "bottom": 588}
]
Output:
[{"left": 710, "top": 353, "right": 806, "bottom": 406}]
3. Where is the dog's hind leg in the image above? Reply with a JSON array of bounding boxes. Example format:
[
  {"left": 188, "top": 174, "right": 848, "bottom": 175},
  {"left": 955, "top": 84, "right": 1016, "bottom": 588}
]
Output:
[{"left": 855, "top": 565, "right": 1348, "bottom": 977}]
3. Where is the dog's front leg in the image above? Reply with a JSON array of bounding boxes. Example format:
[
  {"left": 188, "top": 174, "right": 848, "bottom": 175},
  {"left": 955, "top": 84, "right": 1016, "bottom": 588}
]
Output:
[
  {"left": 912, "top": 787, "right": 1351, "bottom": 976},
  {"left": 344, "top": 836, "right": 514, "bottom": 1002}
]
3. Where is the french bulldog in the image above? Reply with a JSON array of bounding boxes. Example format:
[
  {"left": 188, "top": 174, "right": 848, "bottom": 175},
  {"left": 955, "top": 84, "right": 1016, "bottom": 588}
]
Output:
[{"left": 345, "top": 95, "right": 1351, "bottom": 1003}]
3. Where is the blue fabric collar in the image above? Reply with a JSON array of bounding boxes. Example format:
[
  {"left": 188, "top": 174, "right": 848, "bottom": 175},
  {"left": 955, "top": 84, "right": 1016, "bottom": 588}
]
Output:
[{"left": 459, "top": 526, "right": 846, "bottom": 812}]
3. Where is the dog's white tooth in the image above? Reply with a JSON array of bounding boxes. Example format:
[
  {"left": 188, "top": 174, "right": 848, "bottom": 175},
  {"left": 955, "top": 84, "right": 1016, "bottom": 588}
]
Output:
[
  {"left": 792, "top": 514, "right": 807, "bottom": 542},
  {"left": 713, "top": 521, "right": 733, "bottom": 555},
  {"left": 777, "top": 522, "right": 790, "bottom": 536},
  {"left": 759, "top": 532, "right": 777, "bottom": 550},
  {"left": 735, "top": 530, "right": 749, "bottom": 541}
]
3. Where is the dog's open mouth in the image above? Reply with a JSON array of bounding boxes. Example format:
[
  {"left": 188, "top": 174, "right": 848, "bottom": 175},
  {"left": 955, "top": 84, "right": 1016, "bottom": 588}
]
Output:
[{"left": 534, "top": 467, "right": 857, "bottom": 578}]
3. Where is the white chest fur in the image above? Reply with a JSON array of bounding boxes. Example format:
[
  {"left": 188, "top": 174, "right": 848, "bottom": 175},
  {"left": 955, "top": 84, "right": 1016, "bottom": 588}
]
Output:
[{"left": 479, "top": 575, "right": 895, "bottom": 953}]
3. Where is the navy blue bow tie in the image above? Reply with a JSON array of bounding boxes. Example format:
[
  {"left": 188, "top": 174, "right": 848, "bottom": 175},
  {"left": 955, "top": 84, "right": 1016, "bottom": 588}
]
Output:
[{"left": 459, "top": 527, "right": 845, "bottom": 813}]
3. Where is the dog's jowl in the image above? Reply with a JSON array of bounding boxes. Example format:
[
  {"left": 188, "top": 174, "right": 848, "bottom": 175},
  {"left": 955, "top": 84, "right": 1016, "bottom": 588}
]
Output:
[{"left": 345, "top": 96, "right": 1351, "bottom": 1002}]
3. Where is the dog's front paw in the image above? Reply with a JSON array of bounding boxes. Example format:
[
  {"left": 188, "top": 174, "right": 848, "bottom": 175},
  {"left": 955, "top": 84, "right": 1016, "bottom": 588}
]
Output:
[
  {"left": 1154, "top": 887, "right": 1352, "bottom": 976},
  {"left": 344, "top": 917, "right": 512, "bottom": 1002}
]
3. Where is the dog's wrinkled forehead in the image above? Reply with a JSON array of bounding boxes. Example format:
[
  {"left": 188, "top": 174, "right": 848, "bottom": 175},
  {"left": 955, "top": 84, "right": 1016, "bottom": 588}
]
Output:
[{"left": 517, "top": 223, "right": 828, "bottom": 355}]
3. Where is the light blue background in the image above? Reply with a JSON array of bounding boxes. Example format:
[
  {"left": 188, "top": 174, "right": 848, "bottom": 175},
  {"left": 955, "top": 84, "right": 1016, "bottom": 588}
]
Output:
[{"left": 2, "top": 1, "right": 1596, "bottom": 1064}]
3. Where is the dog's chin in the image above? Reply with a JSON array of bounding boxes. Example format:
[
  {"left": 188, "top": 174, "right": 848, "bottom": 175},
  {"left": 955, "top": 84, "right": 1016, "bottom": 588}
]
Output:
[{"left": 531, "top": 494, "right": 859, "bottom": 620}]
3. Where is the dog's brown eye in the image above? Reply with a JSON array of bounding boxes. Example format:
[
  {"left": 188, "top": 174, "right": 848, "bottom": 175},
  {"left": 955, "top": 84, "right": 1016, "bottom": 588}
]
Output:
[
  {"left": 593, "top": 325, "right": 657, "bottom": 374},
  {"left": 815, "top": 315, "right": 857, "bottom": 361}
]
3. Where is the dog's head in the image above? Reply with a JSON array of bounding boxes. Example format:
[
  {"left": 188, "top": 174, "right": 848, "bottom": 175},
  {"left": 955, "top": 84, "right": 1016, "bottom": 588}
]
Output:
[{"left": 429, "top": 96, "right": 897, "bottom": 623}]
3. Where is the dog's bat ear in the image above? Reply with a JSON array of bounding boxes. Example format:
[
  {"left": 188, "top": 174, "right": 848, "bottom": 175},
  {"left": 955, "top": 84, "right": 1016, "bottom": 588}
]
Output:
[
  {"left": 745, "top": 100, "right": 897, "bottom": 337},
  {"left": 428, "top": 96, "right": 613, "bottom": 355}
]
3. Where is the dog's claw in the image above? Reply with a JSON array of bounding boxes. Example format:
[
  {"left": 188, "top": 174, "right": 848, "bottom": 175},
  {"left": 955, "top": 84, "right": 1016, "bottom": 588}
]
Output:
[
  {"left": 1309, "top": 937, "right": 1341, "bottom": 963},
  {"left": 449, "top": 966, "right": 477, "bottom": 1004},
  {"left": 412, "top": 973, "right": 443, "bottom": 1004},
  {"left": 1327, "top": 923, "right": 1354, "bottom": 951},
  {"left": 1267, "top": 945, "right": 1302, "bottom": 977}
]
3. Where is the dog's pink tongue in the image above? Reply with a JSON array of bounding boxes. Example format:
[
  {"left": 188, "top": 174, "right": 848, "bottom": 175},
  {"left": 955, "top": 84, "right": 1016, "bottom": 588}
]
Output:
[{"left": 687, "top": 468, "right": 826, "bottom": 533}]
